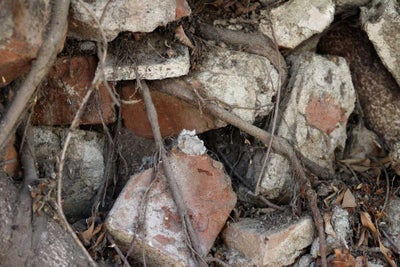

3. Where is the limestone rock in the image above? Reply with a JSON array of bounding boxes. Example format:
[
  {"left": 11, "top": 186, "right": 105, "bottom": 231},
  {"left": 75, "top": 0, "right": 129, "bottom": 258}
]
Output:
[
  {"left": 361, "top": 0, "right": 400, "bottom": 87},
  {"left": 260, "top": 0, "right": 334, "bottom": 49},
  {"left": 253, "top": 52, "right": 355, "bottom": 199}
]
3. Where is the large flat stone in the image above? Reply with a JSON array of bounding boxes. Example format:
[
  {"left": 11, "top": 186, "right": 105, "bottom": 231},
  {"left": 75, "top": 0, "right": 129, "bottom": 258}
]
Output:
[{"left": 69, "top": 0, "right": 191, "bottom": 42}]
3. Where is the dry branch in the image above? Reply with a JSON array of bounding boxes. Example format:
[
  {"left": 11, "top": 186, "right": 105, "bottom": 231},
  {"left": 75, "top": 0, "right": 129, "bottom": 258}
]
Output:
[
  {"left": 156, "top": 79, "right": 328, "bottom": 267},
  {"left": 0, "top": 0, "right": 70, "bottom": 151},
  {"left": 140, "top": 80, "right": 206, "bottom": 266}
]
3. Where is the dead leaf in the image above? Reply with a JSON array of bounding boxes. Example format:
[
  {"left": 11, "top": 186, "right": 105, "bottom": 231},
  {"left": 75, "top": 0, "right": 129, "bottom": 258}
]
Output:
[
  {"left": 174, "top": 25, "right": 194, "bottom": 49},
  {"left": 324, "top": 212, "right": 336, "bottom": 238},
  {"left": 379, "top": 239, "right": 396, "bottom": 267},
  {"left": 335, "top": 188, "right": 346, "bottom": 206},
  {"left": 329, "top": 247, "right": 356, "bottom": 267},
  {"left": 342, "top": 188, "right": 357, "bottom": 208},
  {"left": 360, "top": 212, "right": 379, "bottom": 241},
  {"left": 78, "top": 219, "right": 95, "bottom": 246}
]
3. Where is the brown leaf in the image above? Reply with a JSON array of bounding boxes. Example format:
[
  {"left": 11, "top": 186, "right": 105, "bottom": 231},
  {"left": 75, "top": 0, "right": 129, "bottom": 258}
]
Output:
[
  {"left": 379, "top": 239, "right": 396, "bottom": 267},
  {"left": 329, "top": 248, "right": 356, "bottom": 267},
  {"left": 360, "top": 212, "right": 379, "bottom": 240},
  {"left": 342, "top": 188, "right": 357, "bottom": 208},
  {"left": 174, "top": 25, "right": 194, "bottom": 49},
  {"left": 78, "top": 219, "right": 95, "bottom": 246},
  {"left": 324, "top": 212, "right": 336, "bottom": 238}
]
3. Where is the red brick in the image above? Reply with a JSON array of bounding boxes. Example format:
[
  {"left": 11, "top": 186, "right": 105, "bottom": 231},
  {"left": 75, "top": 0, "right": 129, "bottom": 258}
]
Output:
[
  {"left": 121, "top": 81, "right": 219, "bottom": 138},
  {"left": 106, "top": 150, "right": 237, "bottom": 265},
  {"left": 31, "top": 56, "right": 115, "bottom": 125},
  {"left": 0, "top": 0, "right": 53, "bottom": 87}
]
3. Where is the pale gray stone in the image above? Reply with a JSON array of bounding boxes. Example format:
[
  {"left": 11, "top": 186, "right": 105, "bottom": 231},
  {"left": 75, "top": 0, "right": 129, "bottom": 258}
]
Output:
[
  {"left": 361, "top": 0, "right": 400, "bottom": 87},
  {"left": 185, "top": 47, "right": 279, "bottom": 123},
  {"left": 253, "top": 53, "right": 355, "bottom": 199},
  {"left": 260, "top": 0, "right": 334, "bottom": 49},
  {"left": 33, "top": 127, "right": 105, "bottom": 221},
  {"left": 69, "top": 0, "right": 179, "bottom": 41}
]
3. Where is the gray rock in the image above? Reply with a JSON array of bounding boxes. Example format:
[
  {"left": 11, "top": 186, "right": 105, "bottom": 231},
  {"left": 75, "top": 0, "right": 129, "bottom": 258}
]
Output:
[
  {"left": 260, "top": 0, "right": 335, "bottom": 49},
  {"left": 69, "top": 0, "right": 183, "bottom": 41},
  {"left": 361, "top": 0, "right": 400, "bottom": 87},
  {"left": 253, "top": 52, "right": 355, "bottom": 199},
  {"left": 0, "top": 174, "right": 90, "bottom": 266},
  {"left": 185, "top": 47, "right": 279, "bottom": 123},
  {"left": 386, "top": 197, "right": 400, "bottom": 249},
  {"left": 33, "top": 126, "right": 105, "bottom": 221}
]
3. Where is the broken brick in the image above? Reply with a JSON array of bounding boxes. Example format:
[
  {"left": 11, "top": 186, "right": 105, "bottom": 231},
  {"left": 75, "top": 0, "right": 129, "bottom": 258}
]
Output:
[
  {"left": 121, "top": 81, "right": 220, "bottom": 138},
  {"left": 106, "top": 150, "right": 237, "bottom": 266},
  {"left": 31, "top": 56, "right": 115, "bottom": 126},
  {"left": 223, "top": 216, "right": 314, "bottom": 267}
]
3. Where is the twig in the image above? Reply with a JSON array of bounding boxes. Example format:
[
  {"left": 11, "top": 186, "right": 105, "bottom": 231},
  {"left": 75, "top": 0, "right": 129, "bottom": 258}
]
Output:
[
  {"left": 370, "top": 156, "right": 390, "bottom": 213},
  {"left": 107, "top": 235, "right": 131, "bottom": 267},
  {"left": 139, "top": 80, "right": 206, "bottom": 266},
  {"left": 55, "top": 84, "right": 98, "bottom": 267},
  {"left": 157, "top": 79, "right": 328, "bottom": 267},
  {"left": 0, "top": 0, "right": 70, "bottom": 151},
  {"left": 255, "top": 22, "right": 283, "bottom": 195},
  {"left": 197, "top": 23, "right": 287, "bottom": 87}
]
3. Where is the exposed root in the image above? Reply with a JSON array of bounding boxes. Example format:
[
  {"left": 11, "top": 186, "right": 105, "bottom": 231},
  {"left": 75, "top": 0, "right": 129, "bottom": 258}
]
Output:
[{"left": 157, "top": 79, "right": 328, "bottom": 267}]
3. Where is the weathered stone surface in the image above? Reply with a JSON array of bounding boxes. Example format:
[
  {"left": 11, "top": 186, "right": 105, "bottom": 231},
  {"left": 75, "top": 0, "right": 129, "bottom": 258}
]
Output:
[
  {"left": 33, "top": 127, "right": 105, "bottom": 221},
  {"left": 121, "top": 81, "right": 221, "bottom": 138},
  {"left": 99, "top": 33, "right": 190, "bottom": 81},
  {"left": 385, "top": 197, "right": 400, "bottom": 249},
  {"left": 184, "top": 47, "right": 279, "bottom": 123},
  {"left": 0, "top": 0, "right": 52, "bottom": 87},
  {"left": 260, "top": 0, "right": 334, "bottom": 49},
  {"left": 32, "top": 56, "right": 115, "bottom": 126},
  {"left": 252, "top": 52, "right": 355, "bottom": 199},
  {"left": 106, "top": 150, "right": 237, "bottom": 266},
  {"left": 318, "top": 18, "right": 400, "bottom": 169},
  {"left": 361, "top": 0, "right": 400, "bottom": 87},
  {"left": 311, "top": 206, "right": 351, "bottom": 257},
  {"left": 69, "top": 0, "right": 191, "bottom": 42},
  {"left": 223, "top": 216, "right": 314, "bottom": 267},
  {"left": 0, "top": 174, "right": 91, "bottom": 266}
]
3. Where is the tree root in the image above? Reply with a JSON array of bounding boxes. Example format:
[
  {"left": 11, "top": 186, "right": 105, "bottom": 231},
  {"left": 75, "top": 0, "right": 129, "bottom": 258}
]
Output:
[
  {"left": 140, "top": 80, "right": 207, "bottom": 266},
  {"left": 0, "top": 0, "right": 70, "bottom": 151},
  {"left": 156, "top": 79, "right": 328, "bottom": 267}
]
